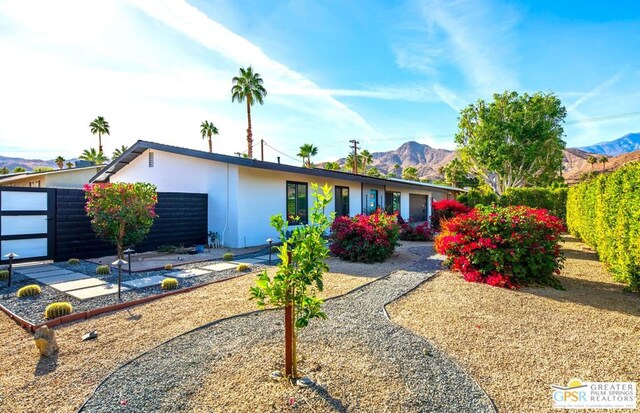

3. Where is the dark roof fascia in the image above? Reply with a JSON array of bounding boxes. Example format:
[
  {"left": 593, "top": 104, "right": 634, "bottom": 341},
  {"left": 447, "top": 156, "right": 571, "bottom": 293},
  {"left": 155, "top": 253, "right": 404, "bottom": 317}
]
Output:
[{"left": 89, "top": 140, "right": 465, "bottom": 192}]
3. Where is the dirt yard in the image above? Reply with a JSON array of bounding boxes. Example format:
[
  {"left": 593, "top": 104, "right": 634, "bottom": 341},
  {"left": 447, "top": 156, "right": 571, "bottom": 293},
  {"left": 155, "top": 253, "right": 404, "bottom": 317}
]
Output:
[
  {"left": 0, "top": 269, "right": 370, "bottom": 413},
  {"left": 388, "top": 236, "right": 640, "bottom": 413}
]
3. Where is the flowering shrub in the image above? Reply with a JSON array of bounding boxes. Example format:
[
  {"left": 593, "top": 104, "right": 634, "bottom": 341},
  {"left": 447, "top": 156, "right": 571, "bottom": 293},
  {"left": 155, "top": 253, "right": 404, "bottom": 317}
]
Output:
[
  {"left": 435, "top": 205, "right": 565, "bottom": 289},
  {"left": 329, "top": 210, "right": 399, "bottom": 262},
  {"left": 399, "top": 221, "right": 434, "bottom": 241},
  {"left": 431, "top": 199, "right": 471, "bottom": 231},
  {"left": 84, "top": 182, "right": 158, "bottom": 258}
]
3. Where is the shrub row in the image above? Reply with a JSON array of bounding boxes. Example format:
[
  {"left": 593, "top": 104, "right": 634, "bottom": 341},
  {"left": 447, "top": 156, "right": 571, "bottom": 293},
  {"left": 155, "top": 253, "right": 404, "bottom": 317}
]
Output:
[
  {"left": 430, "top": 199, "right": 471, "bottom": 231},
  {"left": 458, "top": 187, "right": 568, "bottom": 219},
  {"left": 435, "top": 205, "right": 566, "bottom": 289},
  {"left": 567, "top": 162, "right": 640, "bottom": 290}
]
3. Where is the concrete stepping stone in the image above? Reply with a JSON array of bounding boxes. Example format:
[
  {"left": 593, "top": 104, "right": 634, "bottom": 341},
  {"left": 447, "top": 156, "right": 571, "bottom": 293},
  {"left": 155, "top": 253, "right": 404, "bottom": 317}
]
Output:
[
  {"left": 50, "top": 278, "right": 106, "bottom": 292},
  {"left": 15, "top": 265, "right": 61, "bottom": 275},
  {"left": 233, "top": 258, "right": 264, "bottom": 265},
  {"left": 38, "top": 273, "right": 90, "bottom": 285},
  {"left": 122, "top": 275, "right": 168, "bottom": 289},
  {"left": 201, "top": 263, "right": 236, "bottom": 272},
  {"left": 253, "top": 255, "right": 274, "bottom": 261},
  {"left": 172, "top": 267, "right": 211, "bottom": 279},
  {"left": 23, "top": 269, "right": 75, "bottom": 279},
  {"left": 66, "top": 283, "right": 127, "bottom": 300}
]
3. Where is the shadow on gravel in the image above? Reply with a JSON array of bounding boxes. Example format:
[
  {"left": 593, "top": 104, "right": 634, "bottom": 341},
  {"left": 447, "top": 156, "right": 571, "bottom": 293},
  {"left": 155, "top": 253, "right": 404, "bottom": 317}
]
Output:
[
  {"left": 34, "top": 352, "right": 58, "bottom": 376},
  {"left": 309, "top": 383, "right": 347, "bottom": 412}
]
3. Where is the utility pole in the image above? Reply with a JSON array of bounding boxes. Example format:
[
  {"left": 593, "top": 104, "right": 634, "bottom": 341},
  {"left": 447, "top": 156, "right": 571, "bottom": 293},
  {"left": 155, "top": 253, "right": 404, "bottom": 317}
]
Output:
[
  {"left": 349, "top": 139, "right": 359, "bottom": 174},
  {"left": 261, "top": 139, "right": 264, "bottom": 161}
]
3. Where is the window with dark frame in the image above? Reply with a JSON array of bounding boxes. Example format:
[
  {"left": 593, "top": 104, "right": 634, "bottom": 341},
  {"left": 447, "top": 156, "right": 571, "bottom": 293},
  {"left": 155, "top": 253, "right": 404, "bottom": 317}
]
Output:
[
  {"left": 286, "top": 181, "right": 308, "bottom": 225},
  {"left": 385, "top": 191, "right": 401, "bottom": 214},
  {"left": 335, "top": 186, "right": 350, "bottom": 217}
]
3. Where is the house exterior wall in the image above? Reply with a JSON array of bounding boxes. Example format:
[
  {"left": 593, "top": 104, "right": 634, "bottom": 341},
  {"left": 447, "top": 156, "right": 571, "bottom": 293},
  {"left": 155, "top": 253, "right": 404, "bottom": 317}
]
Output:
[
  {"left": 0, "top": 167, "right": 102, "bottom": 188},
  {"left": 106, "top": 148, "right": 456, "bottom": 248}
]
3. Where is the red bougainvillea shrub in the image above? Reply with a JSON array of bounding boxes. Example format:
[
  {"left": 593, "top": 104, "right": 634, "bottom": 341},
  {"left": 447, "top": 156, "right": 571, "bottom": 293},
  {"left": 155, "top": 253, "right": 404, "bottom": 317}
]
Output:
[
  {"left": 431, "top": 199, "right": 471, "bottom": 231},
  {"left": 435, "top": 205, "right": 566, "bottom": 289},
  {"left": 399, "top": 222, "right": 434, "bottom": 241},
  {"left": 329, "top": 210, "right": 400, "bottom": 263}
]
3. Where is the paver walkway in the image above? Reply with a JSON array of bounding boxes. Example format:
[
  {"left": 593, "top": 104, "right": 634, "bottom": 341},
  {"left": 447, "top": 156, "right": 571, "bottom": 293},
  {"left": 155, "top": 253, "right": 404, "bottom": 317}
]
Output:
[{"left": 80, "top": 246, "right": 495, "bottom": 412}]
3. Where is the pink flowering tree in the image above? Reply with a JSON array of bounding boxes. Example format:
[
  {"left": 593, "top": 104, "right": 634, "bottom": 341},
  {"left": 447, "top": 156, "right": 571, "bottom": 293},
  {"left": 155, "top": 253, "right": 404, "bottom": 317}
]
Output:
[
  {"left": 435, "top": 205, "right": 565, "bottom": 289},
  {"left": 84, "top": 182, "right": 158, "bottom": 258},
  {"left": 329, "top": 210, "right": 400, "bottom": 262}
]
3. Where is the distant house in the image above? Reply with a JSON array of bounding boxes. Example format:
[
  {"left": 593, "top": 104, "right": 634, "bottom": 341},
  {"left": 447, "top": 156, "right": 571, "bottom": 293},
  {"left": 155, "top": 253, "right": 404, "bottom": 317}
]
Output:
[
  {"left": 90, "top": 140, "right": 465, "bottom": 248},
  {"left": 0, "top": 165, "right": 104, "bottom": 188}
]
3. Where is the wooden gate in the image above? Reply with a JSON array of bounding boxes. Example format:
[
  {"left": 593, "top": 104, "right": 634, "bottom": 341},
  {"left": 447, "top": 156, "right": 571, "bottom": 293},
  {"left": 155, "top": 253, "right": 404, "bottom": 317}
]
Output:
[{"left": 0, "top": 187, "right": 56, "bottom": 264}]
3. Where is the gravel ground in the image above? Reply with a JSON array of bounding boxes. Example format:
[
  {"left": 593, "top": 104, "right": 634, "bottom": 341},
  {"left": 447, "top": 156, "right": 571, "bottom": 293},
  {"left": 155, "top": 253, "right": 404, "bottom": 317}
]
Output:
[
  {"left": 388, "top": 237, "right": 640, "bottom": 413},
  {"left": 0, "top": 270, "right": 368, "bottom": 413},
  {"left": 79, "top": 245, "right": 495, "bottom": 412},
  {"left": 0, "top": 257, "right": 270, "bottom": 325}
]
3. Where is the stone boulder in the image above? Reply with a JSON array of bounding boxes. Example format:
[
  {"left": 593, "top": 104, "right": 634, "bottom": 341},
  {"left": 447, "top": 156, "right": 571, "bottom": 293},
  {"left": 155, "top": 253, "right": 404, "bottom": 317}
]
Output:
[{"left": 34, "top": 326, "right": 59, "bottom": 357}]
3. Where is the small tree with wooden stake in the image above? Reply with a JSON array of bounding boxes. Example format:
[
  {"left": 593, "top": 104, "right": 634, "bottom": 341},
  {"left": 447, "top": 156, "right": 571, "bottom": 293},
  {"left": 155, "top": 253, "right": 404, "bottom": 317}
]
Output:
[{"left": 250, "top": 183, "right": 334, "bottom": 382}]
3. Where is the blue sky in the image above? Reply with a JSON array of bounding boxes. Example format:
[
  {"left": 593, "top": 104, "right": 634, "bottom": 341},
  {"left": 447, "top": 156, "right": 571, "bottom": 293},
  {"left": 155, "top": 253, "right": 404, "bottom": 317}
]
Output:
[{"left": 0, "top": 0, "right": 639, "bottom": 163}]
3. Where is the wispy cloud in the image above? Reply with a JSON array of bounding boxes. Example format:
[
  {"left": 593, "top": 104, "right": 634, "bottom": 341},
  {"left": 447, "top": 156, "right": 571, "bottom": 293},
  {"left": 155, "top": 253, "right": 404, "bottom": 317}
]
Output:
[{"left": 567, "top": 70, "right": 624, "bottom": 112}]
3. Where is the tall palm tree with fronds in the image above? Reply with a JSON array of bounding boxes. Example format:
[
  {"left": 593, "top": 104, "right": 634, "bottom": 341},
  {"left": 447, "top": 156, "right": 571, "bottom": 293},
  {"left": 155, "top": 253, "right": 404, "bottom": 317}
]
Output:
[
  {"left": 112, "top": 145, "right": 129, "bottom": 159},
  {"left": 89, "top": 116, "right": 110, "bottom": 153},
  {"left": 200, "top": 121, "right": 219, "bottom": 153},
  {"left": 55, "top": 156, "right": 65, "bottom": 169},
  {"left": 324, "top": 161, "right": 340, "bottom": 170},
  {"left": 231, "top": 66, "right": 267, "bottom": 159},
  {"left": 80, "top": 148, "right": 108, "bottom": 165},
  {"left": 402, "top": 166, "right": 420, "bottom": 181},
  {"left": 393, "top": 163, "right": 401, "bottom": 177},
  {"left": 360, "top": 149, "right": 373, "bottom": 173},
  {"left": 599, "top": 155, "right": 608, "bottom": 172},
  {"left": 66, "top": 162, "right": 73, "bottom": 169},
  {"left": 297, "top": 143, "right": 318, "bottom": 168},
  {"left": 587, "top": 156, "right": 597, "bottom": 171}
]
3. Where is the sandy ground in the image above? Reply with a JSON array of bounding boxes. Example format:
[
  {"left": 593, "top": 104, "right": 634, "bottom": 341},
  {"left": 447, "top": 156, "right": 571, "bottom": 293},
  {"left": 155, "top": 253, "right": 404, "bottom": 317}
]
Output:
[
  {"left": 387, "top": 236, "right": 640, "bottom": 413},
  {"left": 0, "top": 269, "right": 370, "bottom": 413}
]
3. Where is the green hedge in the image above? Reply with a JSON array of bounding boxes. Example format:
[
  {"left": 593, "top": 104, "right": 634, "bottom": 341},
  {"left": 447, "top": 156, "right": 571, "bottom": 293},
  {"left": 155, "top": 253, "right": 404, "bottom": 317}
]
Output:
[
  {"left": 567, "top": 162, "right": 640, "bottom": 290},
  {"left": 500, "top": 187, "right": 568, "bottom": 219},
  {"left": 458, "top": 187, "right": 567, "bottom": 219}
]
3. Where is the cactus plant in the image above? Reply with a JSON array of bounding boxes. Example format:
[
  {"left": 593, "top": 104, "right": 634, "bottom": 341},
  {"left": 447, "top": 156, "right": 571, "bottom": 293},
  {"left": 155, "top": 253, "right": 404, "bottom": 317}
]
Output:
[
  {"left": 236, "top": 263, "right": 251, "bottom": 272},
  {"left": 17, "top": 284, "right": 42, "bottom": 298},
  {"left": 96, "top": 265, "right": 111, "bottom": 275},
  {"left": 44, "top": 302, "right": 73, "bottom": 319},
  {"left": 67, "top": 258, "right": 81, "bottom": 265},
  {"left": 222, "top": 253, "right": 234, "bottom": 261},
  {"left": 0, "top": 270, "right": 9, "bottom": 281},
  {"left": 164, "top": 263, "right": 173, "bottom": 270},
  {"left": 161, "top": 277, "right": 178, "bottom": 290}
]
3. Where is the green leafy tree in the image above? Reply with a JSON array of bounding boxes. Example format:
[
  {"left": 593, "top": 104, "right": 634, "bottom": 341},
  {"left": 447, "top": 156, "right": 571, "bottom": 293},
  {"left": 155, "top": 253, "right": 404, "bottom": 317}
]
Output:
[
  {"left": 55, "top": 156, "right": 65, "bottom": 169},
  {"left": 402, "top": 166, "right": 420, "bottom": 181},
  {"left": 33, "top": 166, "right": 54, "bottom": 173},
  {"left": 0, "top": 167, "right": 9, "bottom": 174},
  {"left": 599, "top": 155, "right": 608, "bottom": 172},
  {"left": 80, "top": 148, "right": 108, "bottom": 165},
  {"left": 366, "top": 166, "right": 382, "bottom": 177},
  {"left": 89, "top": 116, "right": 110, "bottom": 153},
  {"left": 12, "top": 167, "right": 26, "bottom": 173},
  {"left": 200, "top": 120, "right": 219, "bottom": 153},
  {"left": 323, "top": 161, "right": 340, "bottom": 170},
  {"left": 438, "top": 158, "right": 479, "bottom": 188},
  {"left": 112, "top": 145, "right": 129, "bottom": 159},
  {"left": 250, "top": 184, "right": 334, "bottom": 380},
  {"left": 297, "top": 143, "right": 318, "bottom": 168},
  {"left": 66, "top": 162, "right": 73, "bottom": 169},
  {"left": 84, "top": 182, "right": 158, "bottom": 258},
  {"left": 455, "top": 91, "right": 567, "bottom": 194},
  {"left": 231, "top": 66, "right": 267, "bottom": 159}
]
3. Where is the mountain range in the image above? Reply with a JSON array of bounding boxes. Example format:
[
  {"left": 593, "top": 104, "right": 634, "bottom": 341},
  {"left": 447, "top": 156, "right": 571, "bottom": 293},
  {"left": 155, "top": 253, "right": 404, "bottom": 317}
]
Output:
[{"left": 578, "top": 133, "right": 640, "bottom": 156}]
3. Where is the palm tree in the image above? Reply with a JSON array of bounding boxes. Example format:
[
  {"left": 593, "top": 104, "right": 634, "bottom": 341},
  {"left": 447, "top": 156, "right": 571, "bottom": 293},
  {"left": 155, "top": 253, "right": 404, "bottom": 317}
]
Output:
[
  {"left": 360, "top": 149, "right": 373, "bottom": 173},
  {"left": 80, "top": 148, "right": 108, "bottom": 165},
  {"left": 231, "top": 66, "right": 267, "bottom": 159},
  {"left": 55, "top": 156, "right": 65, "bottom": 169},
  {"left": 599, "top": 156, "right": 608, "bottom": 172},
  {"left": 324, "top": 161, "right": 340, "bottom": 170},
  {"left": 345, "top": 152, "right": 363, "bottom": 173},
  {"left": 587, "top": 156, "right": 597, "bottom": 171},
  {"left": 12, "top": 167, "right": 26, "bottom": 173},
  {"left": 297, "top": 143, "right": 318, "bottom": 168},
  {"left": 89, "top": 116, "right": 110, "bottom": 153},
  {"left": 393, "top": 163, "right": 401, "bottom": 177},
  {"left": 402, "top": 166, "right": 420, "bottom": 181},
  {"left": 0, "top": 167, "right": 9, "bottom": 174},
  {"left": 66, "top": 162, "right": 73, "bottom": 169},
  {"left": 112, "top": 145, "right": 129, "bottom": 159},
  {"left": 200, "top": 121, "right": 219, "bottom": 153}
]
